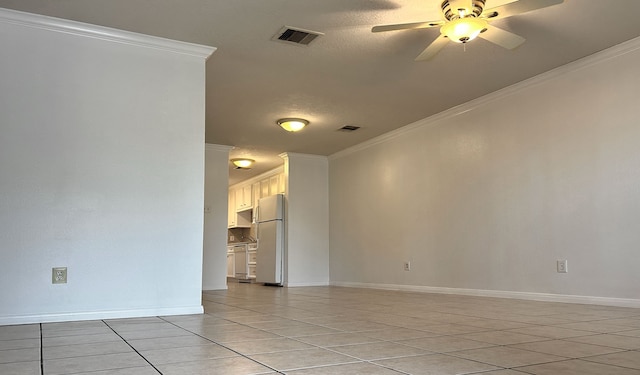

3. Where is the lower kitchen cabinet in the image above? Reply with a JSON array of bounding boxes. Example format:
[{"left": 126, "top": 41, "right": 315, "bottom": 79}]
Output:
[
  {"left": 226, "top": 246, "right": 235, "bottom": 278},
  {"left": 227, "top": 243, "right": 257, "bottom": 281},
  {"left": 247, "top": 243, "right": 257, "bottom": 280}
]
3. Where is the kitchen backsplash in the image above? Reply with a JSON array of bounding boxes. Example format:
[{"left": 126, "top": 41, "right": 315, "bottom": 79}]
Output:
[{"left": 228, "top": 227, "right": 256, "bottom": 243}]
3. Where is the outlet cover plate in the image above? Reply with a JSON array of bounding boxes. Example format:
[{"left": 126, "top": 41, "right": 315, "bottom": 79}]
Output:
[
  {"left": 52, "top": 267, "right": 67, "bottom": 284},
  {"left": 557, "top": 260, "right": 568, "bottom": 273},
  {"left": 404, "top": 261, "right": 411, "bottom": 271}
]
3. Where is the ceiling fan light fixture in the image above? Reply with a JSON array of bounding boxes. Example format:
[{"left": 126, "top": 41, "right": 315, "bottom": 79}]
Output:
[
  {"left": 441, "top": 17, "right": 488, "bottom": 43},
  {"left": 231, "top": 158, "right": 255, "bottom": 169},
  {"left": 277, "top": 118, "right": 308, "bottom": 132}
]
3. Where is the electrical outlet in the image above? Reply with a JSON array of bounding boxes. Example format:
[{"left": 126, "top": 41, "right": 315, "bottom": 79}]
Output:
[
  {"left": 52, "top": 267, "right": 67, "bottom": 284},
  {"left": 557, "top": 260, "right": 568, "bottom": 273},
  {"left": 404, "top": 261, "right": 411, "bottom": 271}
]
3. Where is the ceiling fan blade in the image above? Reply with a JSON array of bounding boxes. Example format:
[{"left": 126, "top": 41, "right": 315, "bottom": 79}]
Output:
[
  {"left": 415, "top": 35, "right": 449, "bottom": 61},
  {"left": 372, "top": 20, "right": 443, "bottom": 33},
  {"left": 478, "top": 26, "right": 525, "bottom": 50},
  {"left": 483, "top": 0, "right": 564, "bottom": 21}
]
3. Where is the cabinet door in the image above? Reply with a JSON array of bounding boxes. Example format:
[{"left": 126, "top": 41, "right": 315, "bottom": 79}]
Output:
[
  {"left": 227, "top": 190, "right": 236, "bottom": 227},
  {"left": 269, "top": 175, "right": 279, "bottom": 196},
  {"left": 243, "top": 185, "right": 253, "bottom": 208},
  {"left": 234, "top": 246, "right": 247, "bottom": 278},
  {"left": 261, "top": 179, "right": 270, "bottom": 197},
  {"left": 278, "top": 173, "right": 286, "bottom": 194},
  {"left": 234, "top": 188, "right": 244, "bottom": 211},
  {"left": 226, "top": 252, "right": 235, "bottom": 277},
  {"left": 252, "top": 182, "right": 261, "bottom": 207},
  {"left": 234, "top": 185, "right": 252, "bottom": 211}
]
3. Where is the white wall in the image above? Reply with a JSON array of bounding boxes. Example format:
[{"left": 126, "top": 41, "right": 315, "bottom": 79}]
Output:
[
  {"left": 0, "top": 9, "right": 215, "bottom": 324},
  {"left": 329, "top": 38, "right": 640, "bottom": 306},
  {"left": 203, "top": 144, "right": 232, "bottom": 290},
  {"left": 282, "top": 153, "right": 330, "bottom": 286}
]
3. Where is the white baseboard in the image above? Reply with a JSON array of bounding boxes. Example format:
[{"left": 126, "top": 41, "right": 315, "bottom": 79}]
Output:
[
  {"left": 286, "top": 281, "right": 331, "bottom": 287},
  {"left": 202, "top": 283, "right": 229, "bottom": 291},
  {"left": 0, "top": 305, "right": 204, "bottom": 326},
  {"left": 330, "top": 281, "right": 640, "bottom": 308}
]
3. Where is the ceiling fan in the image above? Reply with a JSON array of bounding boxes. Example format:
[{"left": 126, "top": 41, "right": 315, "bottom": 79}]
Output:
[{"left": 372, "top": 0, "right": 564, "bottom": 61}]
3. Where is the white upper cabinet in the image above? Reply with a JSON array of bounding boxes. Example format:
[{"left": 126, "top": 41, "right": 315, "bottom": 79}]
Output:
[
  {"left": 235, "top": 184, "right": 252, "bottom": 211},
  {"left": 229, "top": 168, "right": 286, "bottom": 228}
]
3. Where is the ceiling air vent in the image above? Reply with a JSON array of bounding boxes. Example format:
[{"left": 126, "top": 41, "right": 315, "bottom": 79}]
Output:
[
  {"left": 273, "top": 26, "right": 323, "bottom": 46},
  {"left": 338, "top": 125, "right": 361, "bottom": 132}
]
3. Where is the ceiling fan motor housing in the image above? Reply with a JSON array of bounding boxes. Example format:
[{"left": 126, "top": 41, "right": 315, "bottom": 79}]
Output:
[
  {"left": 372, "top": 0, "right": 562, "bottom": 60},
  {"left": 442, "top": 0, "right": 486, "bottom": 20}
]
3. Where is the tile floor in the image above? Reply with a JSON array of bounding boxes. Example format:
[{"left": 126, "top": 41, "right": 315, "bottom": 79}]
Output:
[{"left": 2, "top": 283, "right": 640, "bottom": 374}]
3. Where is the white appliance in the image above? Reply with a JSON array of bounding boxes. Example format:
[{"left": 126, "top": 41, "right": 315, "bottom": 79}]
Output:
[
  {"left": 255, "top": 194, "right": 284, "bottom": 285},
  {"left": 233, "top": 244, "right": 248, "bottom": 280}
]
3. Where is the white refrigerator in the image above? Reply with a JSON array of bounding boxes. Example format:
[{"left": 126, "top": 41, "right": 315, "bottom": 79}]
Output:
[{"left": 255, "top": 194, "right": 284, "bottom": 285}]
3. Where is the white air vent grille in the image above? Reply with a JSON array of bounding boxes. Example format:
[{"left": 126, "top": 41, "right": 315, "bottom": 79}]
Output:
[{"left": 273, "top": 26, "right": 323, "bottom": 45}]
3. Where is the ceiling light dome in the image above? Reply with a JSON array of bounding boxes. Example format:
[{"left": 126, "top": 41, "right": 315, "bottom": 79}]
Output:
[
  {"left": 230, "top": 158, "right": 255, "bottom": 169},
  {"left": 277, "top": 118, "right": 308, "bottom": 132},
  {"left": 440, "top": 17, "right": 488, "bottom": 43}
]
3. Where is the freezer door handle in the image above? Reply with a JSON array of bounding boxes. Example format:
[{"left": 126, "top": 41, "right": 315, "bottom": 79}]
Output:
[{"left": 256, "top": 219, "right": 260, "bottom": 248}]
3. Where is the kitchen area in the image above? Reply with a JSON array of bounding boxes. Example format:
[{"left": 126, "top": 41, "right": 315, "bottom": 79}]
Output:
[{"left": 226, "top": 167, "right": 286, "bottom": 285}]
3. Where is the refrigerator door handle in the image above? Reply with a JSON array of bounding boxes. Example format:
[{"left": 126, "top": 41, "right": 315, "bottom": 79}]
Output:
[{"left": 256, "top": 211, "right": 260, "bottom": 247}]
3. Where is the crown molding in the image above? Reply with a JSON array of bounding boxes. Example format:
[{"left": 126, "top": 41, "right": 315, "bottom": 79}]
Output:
[
  {"left": 229, "top": 165, "right": 284, "bottom": 190},
  {"left": 205, "top": 143, "right": 233, "bottom": 153},
  {"left": 330, "top": 35, "right": 640, "bottom": 161},
  {"left": 0, "top": 7, "right": 216, "bottom": 59},
  {"left": 279, "top": 152, "right": 328, "bottom": 162}
]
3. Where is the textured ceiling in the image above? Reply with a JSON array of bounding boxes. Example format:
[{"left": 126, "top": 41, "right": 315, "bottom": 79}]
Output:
[{"left": 2, "top": 0, "right": 640, "bottom": 185}]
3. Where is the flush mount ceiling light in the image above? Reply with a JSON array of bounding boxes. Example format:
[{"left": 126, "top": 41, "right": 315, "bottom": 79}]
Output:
[
  {"left": 231, "top": 158, "right": 255, "bottom": 169},
  {"left": 277, "top": 118, "right": 309, "bottom": 132}
]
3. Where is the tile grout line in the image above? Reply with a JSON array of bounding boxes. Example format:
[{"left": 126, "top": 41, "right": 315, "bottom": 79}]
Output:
[
  {"left": 203, "top": 300, "right": 574, "bottom": 373},
  {"left": 174, "top": 310, "right": 382, "bottom": 370},
  {"left": 220, "top": 296, "right": 534, "bottom": 374},
  {"left": 201, "top": 287, "right": 640, "bottom": 372},
  {"left": 101, "top": 320, "right": 163, "bottom": 375},
  {"left": 203, "top": 300, "right": 506, "bottom": 372},
  {"left": 203, "top": 299, "right": 503, "bottom": 373},
  {"left": 159, "top": 316, "right": 286, "bottom": 374},
  {"left": 579, "top": 349, "right": 640, "bottom": 372},
  {"left": 198, "top": 300, "right": 446, "bottom": 374}
]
